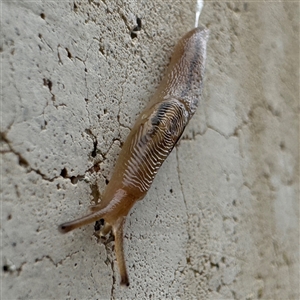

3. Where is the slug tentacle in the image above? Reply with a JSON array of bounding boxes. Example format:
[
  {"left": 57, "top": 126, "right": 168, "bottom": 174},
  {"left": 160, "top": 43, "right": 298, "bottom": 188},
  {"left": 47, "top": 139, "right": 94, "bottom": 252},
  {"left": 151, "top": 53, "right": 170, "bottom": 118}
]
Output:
[
  {"left": 58, "top": 209, "right": 108, "bottom": 233},
  {"left": 59, "top": 26, "right": 208, "bottom": 286},
  {"left": 112, "top": 217, "right": 129, "bottom": 286}
]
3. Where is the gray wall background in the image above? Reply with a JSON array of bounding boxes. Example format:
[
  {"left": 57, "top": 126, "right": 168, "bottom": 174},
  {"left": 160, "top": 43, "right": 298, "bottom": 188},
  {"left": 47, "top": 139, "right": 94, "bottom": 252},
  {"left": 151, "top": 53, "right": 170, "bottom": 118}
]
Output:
[{"left": 1, "top": 1, "right": 299, "bottom": 299}]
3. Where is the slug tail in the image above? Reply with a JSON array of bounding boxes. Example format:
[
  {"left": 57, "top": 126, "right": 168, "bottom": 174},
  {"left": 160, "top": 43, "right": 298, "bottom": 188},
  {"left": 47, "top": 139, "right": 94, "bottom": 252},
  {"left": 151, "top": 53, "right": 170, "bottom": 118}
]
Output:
[
  {"left": 113, "top": 217, "right": 130, "bottom": 286},
  {"left": 58, "top": 209, "right": 108, "bottom": 233}
]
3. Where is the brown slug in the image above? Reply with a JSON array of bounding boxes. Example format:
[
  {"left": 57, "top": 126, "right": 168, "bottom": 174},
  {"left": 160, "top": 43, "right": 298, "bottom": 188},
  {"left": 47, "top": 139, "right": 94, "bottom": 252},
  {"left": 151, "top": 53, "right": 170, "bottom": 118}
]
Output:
[{"left": 59, "top": 26, "right": 208, "bottom": 286}]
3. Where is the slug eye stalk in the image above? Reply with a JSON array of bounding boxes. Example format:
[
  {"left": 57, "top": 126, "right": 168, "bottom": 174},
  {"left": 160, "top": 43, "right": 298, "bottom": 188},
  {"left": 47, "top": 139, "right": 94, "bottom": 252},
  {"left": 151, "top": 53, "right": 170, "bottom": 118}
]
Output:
[
  {"left": 58, "top": 26, "right": 208, "bottom": 286},
  {"left": 58, "top": 211, "right": 106, "bottom": 233}
]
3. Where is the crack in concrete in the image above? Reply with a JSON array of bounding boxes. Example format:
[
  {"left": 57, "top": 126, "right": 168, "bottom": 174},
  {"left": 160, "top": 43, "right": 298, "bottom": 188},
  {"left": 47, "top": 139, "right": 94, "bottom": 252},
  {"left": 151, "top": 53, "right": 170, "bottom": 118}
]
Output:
[
  {"left": 180, "top": 102, "right": 276, "bottom": 143},
  {"left": 173, "top": 146, "right": 191, "bottom": 292},
  {"left": 116, "top": 66, "right": 131, "bottom": 131},
  {"left": 1, "top": 132, "right": 93, "bottom": 184},
  {"left": 3, "top": 132, "right": 123, "bottom": 290},
  {"left": 64, "top": 38, "right": 94, "bottom": 129},
  {"left": 33, "top": 251, "right": 81, "bottom": 269},
  {"left": 3, "top": 54, "right": 22, "bottom": 133},
  {"left": 3, "top": 251, "right": 80, "bottom": 277},
  {"left": 38, "top": 33, "right": 54, "bottom": 52},
  {"left": 175, "top": 147, "right": 189, "bottom": 217},
  {"left": 110, "top": 258, "right": 116, "bottom": 299},
  {"left": 85, "top": 128, "right": 100, "bottom": 159},
  {"left": 169, "top": 147, "right": 249, "bottom": 295},
  {"left": 103, "top": 138, "right": 122, "bottom": 161},
  {"left": 1, "top": 124, "right": 124, "bottom": 192},
  {"left": 119, "top": 123, "right": 132, "bottom": 132},
  {"left": 93, "top": 230, "right": 116, "bottom": 298}
]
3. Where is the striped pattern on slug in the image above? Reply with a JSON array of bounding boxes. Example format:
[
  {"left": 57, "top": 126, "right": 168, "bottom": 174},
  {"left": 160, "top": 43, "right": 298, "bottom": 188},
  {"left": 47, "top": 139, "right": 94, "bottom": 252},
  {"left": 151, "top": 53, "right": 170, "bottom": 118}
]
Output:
[
  {"left": 58, "top": 26, "right": 209, "bottom": 286},
  {"left": 123, "top": 99, "right": 189, "bottom": 193}
]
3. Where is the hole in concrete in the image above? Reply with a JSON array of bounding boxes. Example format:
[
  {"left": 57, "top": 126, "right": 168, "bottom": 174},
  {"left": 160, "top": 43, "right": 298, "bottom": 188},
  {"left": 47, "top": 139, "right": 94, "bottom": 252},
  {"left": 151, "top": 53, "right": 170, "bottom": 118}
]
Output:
[
  {"left": 91, "top": 140, "right": 98, "bottom": 158},
  {"left": 131, "top": 17, "right": 142, "bottom": 39},
  {"left": 99, "top": 45, "right": 105, "bottom": 55},
  {"left": 137, "top": 17, "right": 142, "bottom": 29},
  {"left": 94, "top": 219, "right": 104, "bottom": 231},
  {"left": 65, "top": 48, "right": 72, "bottom": 59},
  {"left": 70, "top": 176, "right": 78, "bottom": 184},
  {"left": 131, "top": 32, "right": 138, "bottom": 39},
  {"left": 3, "top": 265, "right": 9, "bottom": 272},
  {"left": 132, "top": 17, "right": 142, "bottom": 32},
  {"left": 91, "top": 183, "right": 100, "bottom": 203},
  {"left": 210, "top": 262, "right": 220, "bottom": 269},
  {"left": 73, "top": 2, "right": 78, "bottom": 12},
  {"left": 60, "top": 168, "right": 68, "bottom": 178},
  {"left": 93, "top": 164, "right": 100, "bottom": 173},
  {"left": 18, "top": 156, "right": 28, "bottom": 167},
  {"left": 43, "top": 78, "right": 52, "bottom": 91}
]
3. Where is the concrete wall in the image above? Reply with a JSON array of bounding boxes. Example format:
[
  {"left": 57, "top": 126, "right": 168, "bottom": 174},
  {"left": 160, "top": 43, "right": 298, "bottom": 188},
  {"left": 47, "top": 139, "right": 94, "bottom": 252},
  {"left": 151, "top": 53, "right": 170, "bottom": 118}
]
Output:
[{"left": 1, "top": 1, "right": 299, "bottom": 299}]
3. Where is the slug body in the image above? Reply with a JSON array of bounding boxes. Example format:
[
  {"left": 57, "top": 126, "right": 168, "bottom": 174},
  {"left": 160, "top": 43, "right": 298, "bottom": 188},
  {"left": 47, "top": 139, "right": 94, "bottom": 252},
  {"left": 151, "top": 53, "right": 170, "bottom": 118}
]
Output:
[{"left": 59, "top": 27, "right": 208, "bottom": 286}]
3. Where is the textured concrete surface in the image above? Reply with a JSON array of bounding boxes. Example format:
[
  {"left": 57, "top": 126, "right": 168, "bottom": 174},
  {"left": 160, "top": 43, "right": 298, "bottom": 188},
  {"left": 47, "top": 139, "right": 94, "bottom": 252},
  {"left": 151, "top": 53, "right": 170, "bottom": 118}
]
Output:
[{"left": 1, "top": 1, "right": 299, "bottom": 299}]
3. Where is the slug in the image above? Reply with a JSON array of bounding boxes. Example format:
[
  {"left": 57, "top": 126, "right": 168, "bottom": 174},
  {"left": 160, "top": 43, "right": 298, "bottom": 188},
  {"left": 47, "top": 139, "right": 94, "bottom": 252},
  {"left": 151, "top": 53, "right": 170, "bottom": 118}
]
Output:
[{"left": 59, "top": 26, "right": 208, "bottom": 286}]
